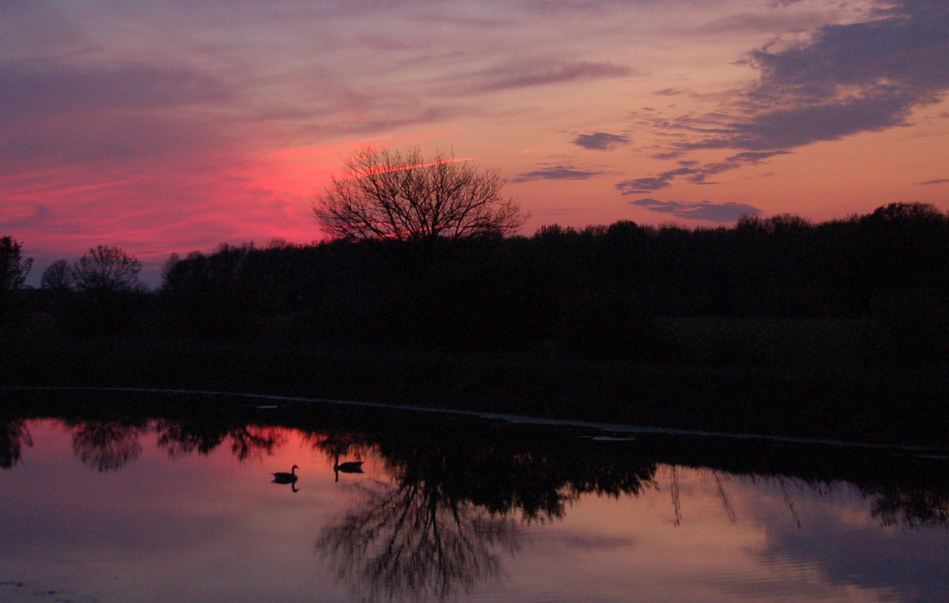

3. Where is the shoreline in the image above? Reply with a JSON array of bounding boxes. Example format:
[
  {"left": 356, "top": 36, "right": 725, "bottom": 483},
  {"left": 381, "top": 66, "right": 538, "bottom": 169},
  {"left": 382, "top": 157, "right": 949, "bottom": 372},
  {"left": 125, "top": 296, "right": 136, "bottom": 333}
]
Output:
[
  {"left": 2, "top": 331, "right": 946, "bottom": 449},
  {"left": 4, "top": 384, "right": 948, "bottom": 454}
]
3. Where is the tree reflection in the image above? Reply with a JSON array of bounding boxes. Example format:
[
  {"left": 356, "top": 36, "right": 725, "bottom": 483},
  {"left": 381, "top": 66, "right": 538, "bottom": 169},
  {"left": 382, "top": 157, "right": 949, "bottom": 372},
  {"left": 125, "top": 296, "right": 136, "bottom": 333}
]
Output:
[
  {"left": 0, "top": 419, "right": 32, "bottom": 468},
  {"left": 305, "top": 430, "right": 366, "bottom": 460},
  {"left": 317, "top": 478, "right": 521, "bottom": 601},
  {"left": 313, "top": 431, "right": 526, "bottom": 600},
  {"left": 69, "top": 419, "right": 145, "bottom": 472},
  {"left": 227, "top": 426, "right": 288, "bottom": 461},
  {"left": 315, "top": 425, "right": 660, "bottom": 600},
  {"left": 672, "top": 453, "right": 949, "bottom": 531},
  {"left": 154, "top": 419, "right": 289, "bottom": 462},
  {"left": 870, "top": 486, "right": 949, "bottom": 528},
  {"left": 6, "top": 386, "right": 947, "bottom": 542},
  {"left": 155, "top": 419, "right": 227, "bottom": 457}
]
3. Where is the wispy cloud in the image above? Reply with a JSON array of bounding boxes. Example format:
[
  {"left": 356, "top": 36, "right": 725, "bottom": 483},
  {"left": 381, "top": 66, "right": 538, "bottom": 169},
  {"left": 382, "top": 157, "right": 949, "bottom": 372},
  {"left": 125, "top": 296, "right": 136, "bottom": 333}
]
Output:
[
  {"left": 573, "top": 131, "right": 630, "bottom": 150},
  {"left": 632, "top": 0, "right": 949, "bottom": 190},
  {"left": 695, "top": 10, "right": 829, "bottom": 35},
  {"left": 0, "top": 62, "right": 226, "bottom": 120},
  {"left": 617, "top": 151, "right": 788, "bottom": 194},
  {"left": 463, "top": 59, "right": 631, "bottom": 93},
  {"left": 918, "top": 178, "right": 949, "bottom": 186},
  {"left": 630, "top": 198, "right": 761, "bottom": 222},
  {"left": 0, "top": 59, "right": 242, "bottom": 172},
  {"left": 0, "top": 202, "right": 48, "bottom": 229},
  {"left": 724, "top": 150, "right": 789, "bottom": 163},
  {"left": 513, "top": 164, "right": 607, "bottom": 182},
  {"left": 685, "top": 0, "right": 949, "bottom": 152},
  {"left": 616, "top": 167, "right": 699, "bottom": 194}
]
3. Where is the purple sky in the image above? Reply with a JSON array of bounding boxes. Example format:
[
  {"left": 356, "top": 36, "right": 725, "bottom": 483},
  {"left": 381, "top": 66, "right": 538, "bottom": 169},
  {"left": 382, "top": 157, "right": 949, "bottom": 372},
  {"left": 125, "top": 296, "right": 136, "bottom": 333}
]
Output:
[{"left": 3, "top": 0, "right": 949, "bottom": 284}]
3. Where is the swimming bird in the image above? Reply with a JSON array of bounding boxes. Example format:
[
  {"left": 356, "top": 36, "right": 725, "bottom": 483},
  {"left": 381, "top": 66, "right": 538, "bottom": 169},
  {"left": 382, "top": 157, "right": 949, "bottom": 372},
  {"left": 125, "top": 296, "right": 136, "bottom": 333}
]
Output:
[
  {"left": 333, "top": 456, "right": 364, "bottom": 482},
  {"left": 334, "top": 460, "right": 364, "bottom": 473},
  {"left": 272, "top": 465, "right": 299, "bottom": 484}
]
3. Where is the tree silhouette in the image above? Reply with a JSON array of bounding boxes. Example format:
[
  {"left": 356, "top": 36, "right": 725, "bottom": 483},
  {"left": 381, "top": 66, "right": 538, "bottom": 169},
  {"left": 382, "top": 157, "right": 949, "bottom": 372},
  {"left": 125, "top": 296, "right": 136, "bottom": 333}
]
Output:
[
  {"left": 72, "top": 245, "right": 142, "bottom": 293},
  {"left": 0, "top": 236, "right": 32, "bottom": 291},
  {"left": 0, "top": 236, "right": 32, "bottom": 321},
  {"left": 314, "top": 147, "right": 525, "bottom": 241},
  {"left": 40, "top": 259, "right": 74, "bottom": 291},
  {"left": 67, "top": 245, "right": 145, "bottom": 335}
]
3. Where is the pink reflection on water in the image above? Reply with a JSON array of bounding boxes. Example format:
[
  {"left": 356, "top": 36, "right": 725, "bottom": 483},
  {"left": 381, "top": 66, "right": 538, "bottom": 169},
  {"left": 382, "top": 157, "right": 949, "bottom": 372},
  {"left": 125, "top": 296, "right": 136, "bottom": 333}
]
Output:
[{"left": 0, "top": 420, "right": 946, "bottom": 601}]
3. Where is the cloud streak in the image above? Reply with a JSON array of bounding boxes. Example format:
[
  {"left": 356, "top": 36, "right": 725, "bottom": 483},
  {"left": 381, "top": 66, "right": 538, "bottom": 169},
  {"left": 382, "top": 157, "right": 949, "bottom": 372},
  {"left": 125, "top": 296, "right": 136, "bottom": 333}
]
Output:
[
  {"left": 0, "top": 62, "right": 225, "bottom": 120},
  {"left": 631, "top": 0, "right": 949, "bottom": 190},
  {"left": 630, "top": 198, "right": 761, "bottom": 222},
  {"left": 449, "top": 58, "right": 632, "bottom": 95},
  {"left": 691, "top": 0, "right": 949, "bottom": 151},
  {"left": 573, "top": 132, "right": 630, "bottom": 150},
  {"left": 617, "top": 151, "right": 789, "bottom": 194},
  {"left": 616, "top": 167, "right": 700, "bottom": 194},
  {"left": 513, "top": 164, "right": 608, "bottom": 182}
]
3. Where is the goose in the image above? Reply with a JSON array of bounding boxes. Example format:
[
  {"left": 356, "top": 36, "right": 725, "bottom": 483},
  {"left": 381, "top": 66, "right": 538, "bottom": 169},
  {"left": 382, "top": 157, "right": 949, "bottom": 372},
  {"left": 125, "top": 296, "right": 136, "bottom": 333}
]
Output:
[
  {"left": 334, "top": 460, "right": 364, "bottom": 473},
  {"left": 333, "top": 456, "right": 364, "bottom": 482},
  {"left": 272, "top": 465, "right": 299, "bottom": 484}
]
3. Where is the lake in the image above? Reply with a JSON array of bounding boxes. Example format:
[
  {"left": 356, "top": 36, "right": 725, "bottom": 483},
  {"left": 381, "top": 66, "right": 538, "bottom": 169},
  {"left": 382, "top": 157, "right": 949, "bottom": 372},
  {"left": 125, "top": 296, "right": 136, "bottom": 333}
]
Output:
[{"left": 1, "top": 389, "right": 947, "bottom": 601}]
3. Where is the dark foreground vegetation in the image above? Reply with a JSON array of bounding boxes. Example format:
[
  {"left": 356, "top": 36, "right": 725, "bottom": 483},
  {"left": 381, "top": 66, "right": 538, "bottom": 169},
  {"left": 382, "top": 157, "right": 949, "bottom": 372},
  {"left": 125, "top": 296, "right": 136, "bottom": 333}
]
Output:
[{"left": 2, "top": 202, "right": 948, "bottom": 446}]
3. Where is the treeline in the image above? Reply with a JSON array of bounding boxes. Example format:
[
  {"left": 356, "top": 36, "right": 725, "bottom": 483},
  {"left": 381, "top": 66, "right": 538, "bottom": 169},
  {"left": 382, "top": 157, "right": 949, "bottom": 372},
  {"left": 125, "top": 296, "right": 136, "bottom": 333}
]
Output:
[
  {"left": 5, "top": 202, "right": 949, "bottom": 361},
  {"left": 159, "top": 202, "right": 949, "bottom": 357},
  {"left": 2, "top": 244, "right": 151, "bottom": 337}
]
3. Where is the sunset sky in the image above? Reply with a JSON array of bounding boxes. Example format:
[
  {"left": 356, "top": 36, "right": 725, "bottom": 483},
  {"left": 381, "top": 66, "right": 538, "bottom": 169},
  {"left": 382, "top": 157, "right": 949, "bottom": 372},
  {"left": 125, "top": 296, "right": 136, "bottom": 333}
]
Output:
[{"left": 3, "top": 0, "right": 949, "bottom": 283}]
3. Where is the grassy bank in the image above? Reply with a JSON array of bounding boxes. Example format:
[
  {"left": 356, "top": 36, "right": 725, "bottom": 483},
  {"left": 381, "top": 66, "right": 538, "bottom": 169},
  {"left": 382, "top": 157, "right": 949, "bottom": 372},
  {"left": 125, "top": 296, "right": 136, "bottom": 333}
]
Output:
[{"left": 3, "top": 316, "right": 946, "bottom": 447}]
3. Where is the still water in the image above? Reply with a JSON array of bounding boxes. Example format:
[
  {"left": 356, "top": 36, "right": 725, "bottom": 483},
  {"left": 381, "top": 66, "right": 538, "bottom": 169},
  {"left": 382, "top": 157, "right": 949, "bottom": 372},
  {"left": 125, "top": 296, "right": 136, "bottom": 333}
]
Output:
[{"left": 1, "top": 390, "right": 947, "bottom": 601}]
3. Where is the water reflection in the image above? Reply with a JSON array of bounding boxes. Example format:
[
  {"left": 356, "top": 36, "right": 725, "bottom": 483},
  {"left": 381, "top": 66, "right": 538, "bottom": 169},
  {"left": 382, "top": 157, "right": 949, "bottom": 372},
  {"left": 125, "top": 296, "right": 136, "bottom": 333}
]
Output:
[
  {"left": 870, "top": 482, "right": 949, "bottom": 528},
  {"left": 0, "top": 419, "right": 31, "bottom": 468},
  {"left": 304, "top": 423, "right": 660, "bottom": 599},
  {"left": 7, "top": 405, "right": 949, "bottom": 534},
  {"left": 155, "top": 418, "right": 288, "bottom": 462},
  {"left": 67, "top": 418, "right": 145, "bottom": 472},
  {"left": 306, "top": 431, "right": 370, "bottom": 480},
  {"left": 3, "top": 390, "right": 949, "bottom": 601},
  {"left": 317, "top": 479, "right": 521, "bottom": 600}
]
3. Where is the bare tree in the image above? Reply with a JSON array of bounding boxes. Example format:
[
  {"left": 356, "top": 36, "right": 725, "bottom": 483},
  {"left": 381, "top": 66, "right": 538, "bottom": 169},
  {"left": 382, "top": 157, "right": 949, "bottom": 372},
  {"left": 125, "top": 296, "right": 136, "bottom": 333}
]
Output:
[
  {"left": 314, "top": 147, "right": 525, "bottom": 241},
  {"left": 0, "top": 236, "right": 32, "bottom": 293},
  {"left": 41, "top": 259, "right": 74, "bottom": 291},
  {"left": 72, "top": 245, "right": 142, "bottom": 292},
  {"left": 0, "top": 236, "right": 32, "bottom": 320}
]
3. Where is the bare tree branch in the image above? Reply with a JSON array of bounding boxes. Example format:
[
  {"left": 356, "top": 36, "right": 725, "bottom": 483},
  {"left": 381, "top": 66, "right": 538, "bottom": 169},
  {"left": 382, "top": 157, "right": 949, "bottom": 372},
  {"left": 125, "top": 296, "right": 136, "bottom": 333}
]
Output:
[
  {"left": 314, "top": 147, "right": 526, "bottom": 241},
  {"left": 71, "top": 245, "right": 142, "bottom": 293}
]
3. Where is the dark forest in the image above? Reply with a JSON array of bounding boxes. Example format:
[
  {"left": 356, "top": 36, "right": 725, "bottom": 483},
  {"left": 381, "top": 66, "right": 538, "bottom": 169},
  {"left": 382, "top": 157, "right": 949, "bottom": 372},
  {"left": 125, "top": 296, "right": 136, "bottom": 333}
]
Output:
[{"left": 3, "top": 202, "right": 948, "bottom": 445}]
